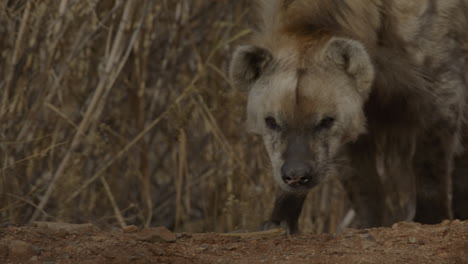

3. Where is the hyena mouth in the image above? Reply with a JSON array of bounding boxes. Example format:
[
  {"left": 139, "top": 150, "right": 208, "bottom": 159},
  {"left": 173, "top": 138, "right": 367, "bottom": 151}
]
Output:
[
  {"left": 281, "top": 161, "right": 319, "bottom": 189},
  {"left": 283, "top": 175, "right": 310, "bottom": 186}
]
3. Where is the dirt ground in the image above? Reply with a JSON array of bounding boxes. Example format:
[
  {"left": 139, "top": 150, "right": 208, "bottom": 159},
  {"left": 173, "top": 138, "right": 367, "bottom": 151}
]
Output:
[{"left": 0, "top": 220, "right": 467, "bottom": 264}]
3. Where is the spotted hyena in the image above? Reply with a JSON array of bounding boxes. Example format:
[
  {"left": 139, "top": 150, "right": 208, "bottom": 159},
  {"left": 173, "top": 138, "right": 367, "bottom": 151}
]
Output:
[{"left": 230, "top": 0, "right": 468, "bottom": 233}]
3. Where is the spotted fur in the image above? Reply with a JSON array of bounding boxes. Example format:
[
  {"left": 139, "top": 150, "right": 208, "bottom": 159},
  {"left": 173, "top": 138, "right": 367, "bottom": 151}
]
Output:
[{"left": 230, "top": 0, "right": 468, "bottom": 233}]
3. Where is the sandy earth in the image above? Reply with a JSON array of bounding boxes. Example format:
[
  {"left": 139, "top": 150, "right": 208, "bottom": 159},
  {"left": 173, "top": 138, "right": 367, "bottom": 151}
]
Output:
[{"left": 0, "top": 220, "right": 467, "bottom": 264}]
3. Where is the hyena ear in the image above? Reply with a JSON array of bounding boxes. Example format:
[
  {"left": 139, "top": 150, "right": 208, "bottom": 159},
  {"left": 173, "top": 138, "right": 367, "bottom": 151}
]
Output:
[
  {"left": 325, "top": 37, "right": 375, "bottom": 99},
  {"left": 229, "top": 45, "right": 273, "bottom": 91}
]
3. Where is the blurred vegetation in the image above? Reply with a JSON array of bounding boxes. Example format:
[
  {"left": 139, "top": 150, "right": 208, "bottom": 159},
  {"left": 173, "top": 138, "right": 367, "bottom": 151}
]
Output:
[{"left": 0, "top": 0, "right": 349, "bottom": 233}]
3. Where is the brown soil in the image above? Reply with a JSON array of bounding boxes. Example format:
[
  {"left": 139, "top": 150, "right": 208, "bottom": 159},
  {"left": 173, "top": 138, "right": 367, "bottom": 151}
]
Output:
[{"left": 1, "top": 220, "right": 467, "bottom": 264}]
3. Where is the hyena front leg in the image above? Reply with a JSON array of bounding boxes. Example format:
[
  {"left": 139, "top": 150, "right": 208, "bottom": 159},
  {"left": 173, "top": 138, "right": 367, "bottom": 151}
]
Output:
[
  {"left": 413, "top": 120, "right": 459, "bottom": 223},
  {"left": 453, "top": 119, "right": 468, "bottom": 220},
  {"left": 340, "top": 172, "right": 386, "bottom": 228},
  {"left": 343, "top": 136, "right": 387, "bottom": 228},
  {"left": 261, "top": 190, "right": 307, "bottom": 234},
  {"left": 453, "top": 150, "right": 468, "bottom": 220}
]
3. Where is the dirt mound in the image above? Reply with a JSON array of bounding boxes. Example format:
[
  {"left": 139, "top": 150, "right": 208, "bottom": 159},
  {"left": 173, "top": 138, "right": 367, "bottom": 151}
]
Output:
[{"left": 1, "top": 220, "right": 467, "bottom": 264}]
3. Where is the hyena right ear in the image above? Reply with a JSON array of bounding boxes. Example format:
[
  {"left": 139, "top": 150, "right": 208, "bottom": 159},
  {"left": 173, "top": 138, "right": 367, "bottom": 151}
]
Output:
[
  {"left": 324, "top": 38, "right": 375, "bottom": 99},
  {"left": 229, "top": 45, "right": 273, "bottom": 91}
]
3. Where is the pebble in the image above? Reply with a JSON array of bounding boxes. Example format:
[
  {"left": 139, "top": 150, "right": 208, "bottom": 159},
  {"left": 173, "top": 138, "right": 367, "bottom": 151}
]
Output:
[
  {"left": 134, "top": 226, "right": 176, "bottom": 243},
  {"left": 149, "top": 246, "right": 166, "bottom": 256},
  {"left": 225, "top": 244, "right": 237, "bottom": 251},
  {"left": 27, "top": 256, "right": 39, "bottom": 263},
  {"left": 196, "top": 246, "right": 208, "bottom": 252},
  {"left": 123, "top": 225, "right": 139, "bottom": 233},
  {"left": 359, "top": 233, "right": 376, "bottom": 241},
  {"left": 441, "top": 220, "right": 451, "bottom": 226},
  {"left": 392, "top": 222, "right": 421, "bottom": 230},
  {"left": 176, "top": 232, "right": 192, "bottom": 239},
  {"left": 91, "top": 236, "right": 106, "bottom": 242},
  {"left": 408, "top": 237, "right": 417, "bottom": 244},
  {"left": 361, "top": 240, "right": 378, "bottom": 250}
]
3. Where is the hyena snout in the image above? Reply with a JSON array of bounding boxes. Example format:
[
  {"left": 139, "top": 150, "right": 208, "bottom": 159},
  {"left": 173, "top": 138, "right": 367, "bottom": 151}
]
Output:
[{"left": 281, "top": 161, "right": 313, "bottom": 187}]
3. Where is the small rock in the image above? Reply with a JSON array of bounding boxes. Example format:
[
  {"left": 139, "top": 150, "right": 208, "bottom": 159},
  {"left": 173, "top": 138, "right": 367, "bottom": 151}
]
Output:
[
  {"left": 408, "top": 237, "right": 417, "bottom": 244},
  {"left": 128, "top": 255, "right": 140, "bottom": 261},
  {"left": 391, "top": 223, "right": 399, "bottom": 229},
  {"left": 225, "top": 244, "right": 237, "bottom": 251},
  {"left": 441, "top": 219, "right": 451, "bottom": 226},
  {"left": 56, "top": 229, "right": 69, "bottom": 238},
  {"left": 383, "top": 240, "right": 394, "bottom": 248},
  {"left": 395, "top": 222, "right": 421, "bottom": 229},
  {"left": 91, "top": 236, "right": 106, "bottom": 242},
  {"left": 359, "top": 233, "right": 376, "bottom": 241},
  {"left": 362, "top": 241, "right": 378, "bottom": 250},
  {"left": 437, "top": 252, "right": 449, "bottom": 258},
  {"left": 135, "top": 226, "right": 176, "bottom": 243},
  {"left": 149, "top": 246, "right": 166, "bottom": 256},
  {"left": 27, "top": 256, "right": 39, "bottom": 262},
  {"left": 32, "top": 222, "right": 99, "bottom": 234},
  {"left": 101, "top": 250, "right": 118, "bottom": 259},
  {"left": 196, "top": 245, "right": 209, "bottom": 252},
  {"left": 176, "top": 232, "right": 192, "bottom": 239},
  {"left": 8, "top": 240, "right": 38, "bottom": 261},
  {"left": 123, "top": 225, "right": 139, "bottom": 233}
]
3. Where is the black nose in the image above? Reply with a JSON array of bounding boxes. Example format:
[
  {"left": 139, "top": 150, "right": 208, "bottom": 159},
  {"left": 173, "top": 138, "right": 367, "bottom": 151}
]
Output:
[{"left": 281, "top": 161, "right": 312, "bottom": 187}]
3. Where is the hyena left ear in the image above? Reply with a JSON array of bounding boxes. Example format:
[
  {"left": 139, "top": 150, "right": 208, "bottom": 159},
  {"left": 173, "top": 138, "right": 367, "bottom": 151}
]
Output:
[
  {"left": 229, "top": 45, "right": 273, "bottom": 91},
  {"left": 325, "top": 37, "right": 375, "bottom": 99}
]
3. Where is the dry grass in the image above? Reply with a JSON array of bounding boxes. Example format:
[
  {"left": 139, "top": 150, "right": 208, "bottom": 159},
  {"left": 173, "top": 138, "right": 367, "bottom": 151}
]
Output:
[{"left": 0, "top": 0, "right": 348, "bottom": 233}]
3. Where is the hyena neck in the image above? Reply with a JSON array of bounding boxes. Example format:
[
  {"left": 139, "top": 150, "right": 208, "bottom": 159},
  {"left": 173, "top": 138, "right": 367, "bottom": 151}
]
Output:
[
  {"left": 253, "top": 0, "right": 382, "bottom": 53},
  {"left": 364, "top": 46, "right": 434, "bottom": 134}
]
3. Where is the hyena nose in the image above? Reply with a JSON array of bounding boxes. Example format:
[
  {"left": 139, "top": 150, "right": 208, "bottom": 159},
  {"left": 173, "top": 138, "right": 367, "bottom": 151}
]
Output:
[{"left": 281, "top": 162, "right": 312, "bottom": 187}]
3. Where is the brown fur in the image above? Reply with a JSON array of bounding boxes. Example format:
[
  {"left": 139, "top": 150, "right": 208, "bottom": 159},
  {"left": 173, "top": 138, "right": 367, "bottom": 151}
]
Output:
[{"left": 230, "top": 0, "right": 468, "bottom": 232}]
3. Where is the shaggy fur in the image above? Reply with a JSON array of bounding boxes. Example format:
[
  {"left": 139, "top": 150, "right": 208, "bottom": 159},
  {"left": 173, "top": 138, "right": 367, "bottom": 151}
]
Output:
[{"left": 230, "top": 0, "right": 468, "bottom": 233}]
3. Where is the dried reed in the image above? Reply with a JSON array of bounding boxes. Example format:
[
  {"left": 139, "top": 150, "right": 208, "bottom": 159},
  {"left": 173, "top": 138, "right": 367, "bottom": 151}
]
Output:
[{"left": 0, "top": 0, "right": 348, "bottom": 233}]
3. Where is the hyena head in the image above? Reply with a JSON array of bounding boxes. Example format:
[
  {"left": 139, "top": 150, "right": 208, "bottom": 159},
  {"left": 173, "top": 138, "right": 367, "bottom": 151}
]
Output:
[{"left": 230, "top": 37, "right": 374, "bottom": 192}]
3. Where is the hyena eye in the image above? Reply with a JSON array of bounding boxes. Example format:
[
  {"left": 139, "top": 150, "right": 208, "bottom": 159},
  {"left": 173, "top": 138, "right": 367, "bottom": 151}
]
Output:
[
  {"left": 317, "top": 116, "right": 335, "bottom": 130},
  {"left": 265, "top": 116, "right": 281, "bottom": 131}
]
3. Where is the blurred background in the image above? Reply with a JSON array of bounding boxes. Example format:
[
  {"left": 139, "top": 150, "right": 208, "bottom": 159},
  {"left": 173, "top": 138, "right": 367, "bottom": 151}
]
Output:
[{"left": 0, "top": 0, "right": 350, "bottom": 233}]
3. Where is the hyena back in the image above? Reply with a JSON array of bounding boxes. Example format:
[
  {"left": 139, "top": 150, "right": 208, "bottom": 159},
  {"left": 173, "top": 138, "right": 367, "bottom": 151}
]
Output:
[{"left": 230, "top": 0, "right": 468, "bottom": 233}]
